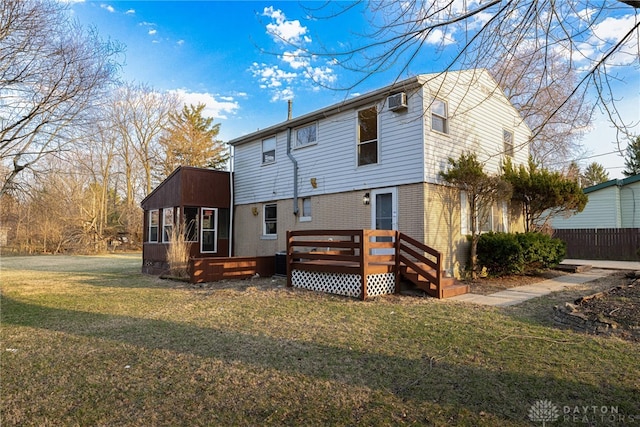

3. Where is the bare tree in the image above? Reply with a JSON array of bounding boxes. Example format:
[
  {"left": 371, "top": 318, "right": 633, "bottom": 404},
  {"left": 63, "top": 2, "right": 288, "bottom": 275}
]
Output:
[
  {"left": 288, "top": 1, "right": 639, "bottom": 163},
  {"left": 0, "top": 0, "right": 122, "bottom": 196},
  {"left": 109, "top": 83, "right": 179, "bottom": 198}
]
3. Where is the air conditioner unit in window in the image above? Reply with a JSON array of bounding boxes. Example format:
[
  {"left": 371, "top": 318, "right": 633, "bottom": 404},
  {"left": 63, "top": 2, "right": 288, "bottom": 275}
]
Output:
[{"left": 388, "top": 92, "right": 407, "bottom": 111}]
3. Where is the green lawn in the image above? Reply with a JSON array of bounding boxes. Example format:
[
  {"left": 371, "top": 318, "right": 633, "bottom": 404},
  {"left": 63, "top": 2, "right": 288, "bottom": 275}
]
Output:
[{"left": 1, "top": 254, "right": 638, "bottom": 426}]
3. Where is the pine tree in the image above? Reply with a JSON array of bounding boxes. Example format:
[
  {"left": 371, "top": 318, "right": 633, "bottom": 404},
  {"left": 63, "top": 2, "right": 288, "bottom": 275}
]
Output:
[
  {"left": 580, "top": 162, "right": 609, "bottom": 188},
  {"left": 159, "top": 103, "right": 229, "bottom": 177},
  {"left": 622, "top": 135, "right": 640, "bottom": 177}
]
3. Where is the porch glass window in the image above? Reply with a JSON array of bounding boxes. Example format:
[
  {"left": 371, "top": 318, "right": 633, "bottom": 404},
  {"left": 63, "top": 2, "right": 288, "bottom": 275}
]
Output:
[
  {"left": 264, "top": 203, "right": 277, "bottom": 235},
  {"left": 201, "top": 208, "right": 217, "bottom": 253},
  {"left": 162, "top": 207, "right": 174, "bottom": 243},
  {"left": 184, "top": 207, "right": 198, "bottom": 242},
  {"left": 431, "top": 99, "right": 448, "bottom": 134},
  {"left": 357, "top": 106, "right": 378, "bottom": 166},
  {"left": 262, "top": 136, "right": 276, "bottom": 164},
  {"left": 148, "top": 210, "right": 159, "bottom": 242}
]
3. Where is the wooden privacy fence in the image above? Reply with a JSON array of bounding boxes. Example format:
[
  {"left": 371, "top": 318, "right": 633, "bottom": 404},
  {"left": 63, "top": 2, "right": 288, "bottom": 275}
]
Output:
[{"left": 553, "top": 228, "right": 640, "bottom": 261}]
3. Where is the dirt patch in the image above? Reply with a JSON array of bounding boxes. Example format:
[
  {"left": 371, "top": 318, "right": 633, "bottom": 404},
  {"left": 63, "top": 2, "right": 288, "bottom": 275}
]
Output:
[
  {"left": 554, "top": 274, "right": 640, "bottom": 342},
  {"left": 465, "top": 269, "right": 570, "bottom": 295}
]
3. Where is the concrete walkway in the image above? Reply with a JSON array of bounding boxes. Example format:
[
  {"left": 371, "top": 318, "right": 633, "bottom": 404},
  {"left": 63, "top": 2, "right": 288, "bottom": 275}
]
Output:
[
  {"left": 449, "top": 267, "right": 616, "bottom": 307},
  {"left": 562, "top": 259, "right": 640, "bottom": 271}
]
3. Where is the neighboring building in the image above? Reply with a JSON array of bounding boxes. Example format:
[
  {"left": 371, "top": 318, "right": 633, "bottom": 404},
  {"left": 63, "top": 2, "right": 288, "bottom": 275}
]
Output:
[
  {"left": 229, "top": 69, "right": 531, "bottom": 275},
  {"left": 551, "top": 174, "right": 640, "bottom": 229},
  {"left": 140, "top": 167, "right": 232, "bottom": 274}
]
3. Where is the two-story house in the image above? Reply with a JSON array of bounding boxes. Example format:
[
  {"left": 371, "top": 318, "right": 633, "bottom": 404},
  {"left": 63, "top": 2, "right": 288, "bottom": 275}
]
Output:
[{"left": 229, "top": 69, "right": 531, "bottom": 276}]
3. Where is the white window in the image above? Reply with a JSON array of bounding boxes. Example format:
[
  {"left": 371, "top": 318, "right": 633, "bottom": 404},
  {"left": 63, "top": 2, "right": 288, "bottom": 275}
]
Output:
[
  {"left": 201, "top": 208, "right": 217, "bottom": 253},
  {"left": 263, "top": 203, "right": 277, "bottom": 236},
  {"left": 148, "top": 210, "right": 159, "bottom": 243},
  {"left": 262, "top": 136, "right": 276, "bottom": 164},
  {"left": 295, "top": 123, "right": 317, "bottom": 148},
  {"left": 300, "top": 197, "right": 312, "bottom": 222},
  {"left": 357, "top": 106, "right": 378, "bottom": 166},
  {"left": 461, "top": 191, "right": 508, "bottom": 234},
  {"left": 162, "top": 207, "right": 174, "bottom": 243},
  {"left": 503, "top": 129, "right": 514, "bottom": 157},
  {"left": 431, "top": 99, "right": 448, "bottom": 134}
]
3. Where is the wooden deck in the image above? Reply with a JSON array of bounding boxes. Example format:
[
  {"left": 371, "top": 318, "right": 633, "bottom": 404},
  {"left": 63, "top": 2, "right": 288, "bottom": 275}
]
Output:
[{"left": 287, "top": 229, "right": 469, "bottom": 300}]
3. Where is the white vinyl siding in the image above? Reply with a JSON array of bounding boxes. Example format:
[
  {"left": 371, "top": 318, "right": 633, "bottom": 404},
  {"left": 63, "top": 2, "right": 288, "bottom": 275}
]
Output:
[
  {"left": 424, "top": 70, "right": 530, "bottom": 183},
  {"left": 233, "top": 91, "right": 425, "bottom": 205},
  {"left": 232, "top": 70, "right": 530, "bottom": 206}
]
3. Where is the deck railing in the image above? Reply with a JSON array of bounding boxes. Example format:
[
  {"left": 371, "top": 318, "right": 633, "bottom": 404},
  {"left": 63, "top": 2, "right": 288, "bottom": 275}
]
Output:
[{"left": 286, "top": 229, "right": 444, "bottom": 299}]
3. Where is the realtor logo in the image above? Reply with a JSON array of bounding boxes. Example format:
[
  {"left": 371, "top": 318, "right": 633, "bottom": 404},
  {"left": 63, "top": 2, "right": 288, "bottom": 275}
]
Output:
[{"left": 529, "top": 400, "right": 560, "bottom": 426}]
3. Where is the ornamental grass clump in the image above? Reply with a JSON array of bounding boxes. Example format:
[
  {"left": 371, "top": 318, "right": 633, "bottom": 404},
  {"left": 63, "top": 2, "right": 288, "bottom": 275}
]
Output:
[{"left": 165, "top": 220, "right": 193, "bottom": 278}]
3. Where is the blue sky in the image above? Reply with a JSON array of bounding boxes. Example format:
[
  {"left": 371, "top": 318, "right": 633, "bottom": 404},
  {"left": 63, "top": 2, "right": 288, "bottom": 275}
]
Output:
[{"left": 68, "top": 1, "right": 639, "bottom": 178}]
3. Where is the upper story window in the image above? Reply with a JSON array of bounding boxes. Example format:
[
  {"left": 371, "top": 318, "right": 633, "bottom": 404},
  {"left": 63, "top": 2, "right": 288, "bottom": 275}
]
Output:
[
  {"left": 431, "top": 99, "right": 448, "bottom": 134},
  {"left": 295, "top": 123, "right": 317, "bottom": 148},
  {"left": 357, "top": 106, "right": 378, "bottom": 166},
  {"left": 262, "top": 136, "right": 276, "bottom": 164},
  {"left": 503, "top": 129, "right": 514, "bottom": 157},
  {"left": 148, "top": 210, "right": 159, "bottom": 243}
]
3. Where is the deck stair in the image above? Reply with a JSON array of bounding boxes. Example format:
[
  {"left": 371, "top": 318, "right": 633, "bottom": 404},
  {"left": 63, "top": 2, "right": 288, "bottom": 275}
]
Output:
[
  {"left": 399, "top": 263, "right": 469, "bottom": 299},
  {"left": 286, "top": 229, "right": 470, "bottom": 300}
]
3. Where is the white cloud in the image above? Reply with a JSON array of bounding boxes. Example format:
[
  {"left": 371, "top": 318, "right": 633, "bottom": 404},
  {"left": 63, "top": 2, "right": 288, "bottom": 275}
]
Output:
[
  {"left": 148, "top": 29, "right": 157, "bottom": 36},
  {"left": 263, "top": 6, "right": 310, "bottom": 45},
  {"left": 125, "top": 9, "right": 135, "bottom": 15},
  {"left": 305, "top": 65, "right": 336, "bottom": 86},
  {"left": 100, "top": 3, "right": 115, "bottom": 13},
  {"left": 170, "top": 89, "right": 240, "bottom": 120},
  {"left": 249, "top": 62, "right": 297, "bottom": 89},
  {"left": 424, "top": 28, "right": 456, "bottom": 46},
  {"left": 281, "top": 50, "right": 310, "bottom": 69},
  {"left": 177, "top": 40, "right": 185, "bottom": 46}
]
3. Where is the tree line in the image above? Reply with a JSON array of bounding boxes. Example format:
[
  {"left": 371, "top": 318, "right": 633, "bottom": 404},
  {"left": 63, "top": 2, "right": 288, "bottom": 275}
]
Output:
[
  {"left": 2, "top": 0, "right": 638, "bottom": 254},
  {"left": 0, "top": 0, "right": 227, "bottom": 254}
]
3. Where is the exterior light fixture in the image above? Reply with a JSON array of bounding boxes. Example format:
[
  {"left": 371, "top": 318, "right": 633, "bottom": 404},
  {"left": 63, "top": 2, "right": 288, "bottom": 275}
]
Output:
[{"left": 363, "top": 192, "right": 370, "bottom": 205}]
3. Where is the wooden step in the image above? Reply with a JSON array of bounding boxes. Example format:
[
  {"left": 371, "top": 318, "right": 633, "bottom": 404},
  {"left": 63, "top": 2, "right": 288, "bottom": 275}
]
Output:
[{"left": 399, "top": 263, "right": 469, "bottom": 299}]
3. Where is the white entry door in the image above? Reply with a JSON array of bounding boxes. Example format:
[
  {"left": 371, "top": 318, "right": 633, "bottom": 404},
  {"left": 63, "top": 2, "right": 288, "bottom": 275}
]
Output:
[{"left": 371, "top": 187, "right": 398, "bottom": 254}]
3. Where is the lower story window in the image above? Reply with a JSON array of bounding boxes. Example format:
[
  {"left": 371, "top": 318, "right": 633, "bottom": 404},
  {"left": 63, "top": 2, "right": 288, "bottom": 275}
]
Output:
[
  {"left": 201, "top": 208, "right": 217, "bottom": 253},
  {"left": 264, "top": 203, "right": 277, "bottom": 236},
  {"left": 148, "top": 210, "right": 158, "bottom": 242}
]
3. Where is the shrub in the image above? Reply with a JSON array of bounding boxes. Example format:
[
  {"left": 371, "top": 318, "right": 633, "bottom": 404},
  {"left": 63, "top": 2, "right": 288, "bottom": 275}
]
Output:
[
  {"left": 476, "top": 232, "right": 522, "bottom": 276},
  {"left": 477, "top": 232, "right": 566, "bottom": 276},
  {"left": 515, "top": 232, "right": 565, "bottom": 273}
]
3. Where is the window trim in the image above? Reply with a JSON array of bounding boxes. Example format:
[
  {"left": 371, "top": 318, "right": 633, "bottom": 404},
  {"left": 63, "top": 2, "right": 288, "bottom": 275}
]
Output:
[
  {"left": 200, "top": 207, "right": 218, "bottom": 254},
  {"left": 431, "top": 99, "right": 449, "bottom": 135},
  {"left": 356, "top": 105, "right": 379, "bottom": 167},
  {"left": 262, "top": 136, "right": 276, "bottom": 164},
  {"left": 503, "top": 128, "right": 514, "bottom": 157},
  {"left": 300, "top": 197, "right": 312, "bottom": 222},
  {"left": 293, "top": 122, "right": 318, "bottom": 149},
  {"left": 148, "top": 209, "right": 159, "bottom": 243},
  {"left": 263, "top": 203, "right": 278, "bottom": 237},
  {"left": 162, "top": 207, "right": 174, "bottom": 243}
]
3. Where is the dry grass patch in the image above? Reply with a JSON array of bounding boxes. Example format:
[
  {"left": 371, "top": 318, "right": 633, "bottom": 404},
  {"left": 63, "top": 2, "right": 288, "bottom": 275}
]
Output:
[{"left": 2, "top": 255, "right": 639, "bottom": 426}]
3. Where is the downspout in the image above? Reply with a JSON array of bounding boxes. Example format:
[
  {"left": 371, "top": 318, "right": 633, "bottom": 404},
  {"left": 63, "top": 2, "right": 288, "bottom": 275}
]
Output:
[
  {"left": 286, "top": 100, "right": 299, "bottom": 216},
  {"left": 228, "top": 143, "right": 234, "bottom": 256}
]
